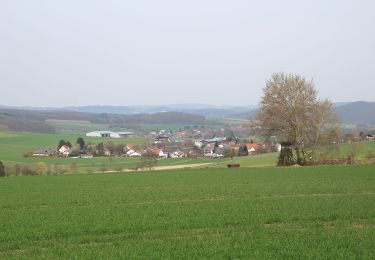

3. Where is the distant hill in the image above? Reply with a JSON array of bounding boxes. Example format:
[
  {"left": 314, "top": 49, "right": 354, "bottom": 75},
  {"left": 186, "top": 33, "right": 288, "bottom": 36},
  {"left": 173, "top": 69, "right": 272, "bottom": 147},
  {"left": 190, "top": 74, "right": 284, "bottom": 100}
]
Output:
[
  {"left": 0, "top": 109, "right": 208, "bottom": 134},
  {"left": 1, "top": 101, "right": 375, "bottom": 131},
  {"left": 335, "top": 101, "right": 375, "bottom": 125},
  {"left": 59, "top": 104, "right": 257, "bottom": 117}
]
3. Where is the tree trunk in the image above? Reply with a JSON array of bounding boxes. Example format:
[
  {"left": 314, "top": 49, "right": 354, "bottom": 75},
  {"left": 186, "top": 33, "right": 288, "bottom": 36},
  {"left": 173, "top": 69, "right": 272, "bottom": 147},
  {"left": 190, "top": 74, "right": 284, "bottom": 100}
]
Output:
[{"left": 295, "top": 147, "right": 304, "bottom": 165}]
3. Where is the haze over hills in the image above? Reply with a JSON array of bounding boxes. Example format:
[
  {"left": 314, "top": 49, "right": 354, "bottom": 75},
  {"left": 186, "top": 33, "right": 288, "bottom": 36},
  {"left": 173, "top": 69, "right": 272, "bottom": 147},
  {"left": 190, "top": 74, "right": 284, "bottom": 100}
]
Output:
[
  {"left": 335, "top": 101, "right": 375, "bottom": 125},
  {"left": 0, "top": 104, "right": 257, "bottom": 117},
  {"left": 0, "top": 101, "right": 375, "bottom": 133}
]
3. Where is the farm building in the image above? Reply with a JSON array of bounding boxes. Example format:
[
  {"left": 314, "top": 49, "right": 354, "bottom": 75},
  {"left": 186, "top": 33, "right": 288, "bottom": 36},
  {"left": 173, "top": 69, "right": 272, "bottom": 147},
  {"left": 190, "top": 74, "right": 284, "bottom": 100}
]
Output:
[
  {"left": 32, "top": 148, "right": 57, "bottom": 157},
  {"left": 86, "top": 131, "right": 134, "bottom": 138}
]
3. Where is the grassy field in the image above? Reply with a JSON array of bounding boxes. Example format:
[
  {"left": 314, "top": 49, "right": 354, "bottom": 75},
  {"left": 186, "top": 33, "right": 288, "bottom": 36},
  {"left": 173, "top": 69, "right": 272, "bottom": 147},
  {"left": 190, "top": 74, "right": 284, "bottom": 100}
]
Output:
[
  {"left": 46, "top": 119, "right": 112, "bottom": 135},
  {"left": 1, "top": 165, "right": 375, "bottom": 258},
  {"left": 0, "top": 130, "right": 278, "bottom": 172},
  {"left": 0, "top": 131, "right": 149, "bottom": 165},
  {"left": 46, "top": 119, "right": 223, "bottom": 134}
]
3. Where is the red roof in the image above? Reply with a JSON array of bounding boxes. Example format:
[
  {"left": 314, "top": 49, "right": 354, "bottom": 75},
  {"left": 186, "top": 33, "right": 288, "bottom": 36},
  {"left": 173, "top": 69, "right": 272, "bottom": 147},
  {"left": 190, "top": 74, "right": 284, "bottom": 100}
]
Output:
[
  {"left": 246, "top": 144, "right": 260, "bottom": 150},
  {"left": 150, "top": 147, "right": 161, "bottom": 155}
]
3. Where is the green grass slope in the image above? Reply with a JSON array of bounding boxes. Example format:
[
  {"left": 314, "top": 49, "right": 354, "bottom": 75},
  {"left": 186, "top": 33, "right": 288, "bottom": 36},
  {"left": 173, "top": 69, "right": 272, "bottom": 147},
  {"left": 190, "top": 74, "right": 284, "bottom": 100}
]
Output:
[{"left": 1, "top": 165, "right": 375, "bottom": 258}]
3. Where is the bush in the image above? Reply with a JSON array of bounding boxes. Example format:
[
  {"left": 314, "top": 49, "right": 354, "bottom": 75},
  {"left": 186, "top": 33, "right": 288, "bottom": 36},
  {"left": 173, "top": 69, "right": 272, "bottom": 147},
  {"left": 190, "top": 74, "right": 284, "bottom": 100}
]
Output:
[
  {"left": 366, "top": 151, "right": 375, "bottom": 159},
  {"left": 21, "top": 165, "right": 38, "bottom": 176}
]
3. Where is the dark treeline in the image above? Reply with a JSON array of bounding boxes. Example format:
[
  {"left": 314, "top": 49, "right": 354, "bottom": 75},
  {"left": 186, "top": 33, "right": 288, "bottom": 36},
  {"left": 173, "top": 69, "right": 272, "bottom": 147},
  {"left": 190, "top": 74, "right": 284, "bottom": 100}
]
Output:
[{"left": 0, "top": 113, "right": 56, "bottom": 133}]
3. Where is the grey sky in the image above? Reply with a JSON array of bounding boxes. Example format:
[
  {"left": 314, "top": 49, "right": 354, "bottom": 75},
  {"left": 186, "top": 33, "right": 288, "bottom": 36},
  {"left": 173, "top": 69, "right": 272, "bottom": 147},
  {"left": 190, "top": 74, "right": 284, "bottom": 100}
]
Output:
[{"left": 1, "top": 0, "right": 374, "bottom": 107}]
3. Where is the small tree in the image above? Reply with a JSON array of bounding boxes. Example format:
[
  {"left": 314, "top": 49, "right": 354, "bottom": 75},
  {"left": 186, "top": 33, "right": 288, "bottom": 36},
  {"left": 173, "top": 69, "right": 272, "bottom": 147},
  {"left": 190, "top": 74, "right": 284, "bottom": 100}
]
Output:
[
  {"left": 57, "top": 139, "right": 66, "bottom": 150},
  {"left": 96, "top": 142, "right": 105, "bottom": 156},
  {"left": 223, "top": 148, "right": 236, "bottom": 162},
  {"left": 58, "top": 139, "right": 72, "bottom": 149},
  {"left": 138, "top": 151, "right": 158, "bottom": 170},
  {"left": 76, "top": 137, "right": 85, "bottom": 150}
]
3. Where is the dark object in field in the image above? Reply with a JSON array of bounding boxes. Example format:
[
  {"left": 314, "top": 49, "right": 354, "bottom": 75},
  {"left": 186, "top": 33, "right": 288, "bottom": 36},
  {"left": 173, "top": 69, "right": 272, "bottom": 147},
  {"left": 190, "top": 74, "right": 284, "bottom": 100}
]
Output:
[
  {"left": 278, "top": 141, "right": 296, "bottom": 166},
  {"left": 227, "top": 163, "right": 240, "bottom": 168}
]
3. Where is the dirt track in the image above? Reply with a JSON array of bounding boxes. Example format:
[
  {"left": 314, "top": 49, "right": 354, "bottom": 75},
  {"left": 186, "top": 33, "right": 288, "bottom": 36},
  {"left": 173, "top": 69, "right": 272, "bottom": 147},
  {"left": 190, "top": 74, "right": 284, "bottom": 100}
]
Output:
[{"left": 151, "top": 163, "right": 212, "bottom": 171}]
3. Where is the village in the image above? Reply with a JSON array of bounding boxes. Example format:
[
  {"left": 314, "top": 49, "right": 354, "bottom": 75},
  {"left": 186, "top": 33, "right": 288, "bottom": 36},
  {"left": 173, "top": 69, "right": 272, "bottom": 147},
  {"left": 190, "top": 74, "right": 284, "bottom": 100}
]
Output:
[
  {"left": 29, "top": 124, "right": 375, "bottom": 161},
  {"left": 29, "top": 127, "right": 286, "bottom": 160}
]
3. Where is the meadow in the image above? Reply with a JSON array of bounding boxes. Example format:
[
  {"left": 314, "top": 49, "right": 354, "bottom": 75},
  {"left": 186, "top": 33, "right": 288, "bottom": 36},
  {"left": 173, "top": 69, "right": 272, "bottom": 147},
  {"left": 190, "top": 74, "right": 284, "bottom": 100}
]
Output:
[{"left": 1, "top": 165, "right": 375, "bottom": 258}]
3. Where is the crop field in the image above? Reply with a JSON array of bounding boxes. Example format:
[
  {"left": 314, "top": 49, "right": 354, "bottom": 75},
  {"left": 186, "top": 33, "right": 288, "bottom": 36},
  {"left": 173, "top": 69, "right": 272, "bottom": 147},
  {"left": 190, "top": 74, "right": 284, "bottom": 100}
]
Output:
[{"left": 1, "top": 165, "right": 375, "bottom": 258}]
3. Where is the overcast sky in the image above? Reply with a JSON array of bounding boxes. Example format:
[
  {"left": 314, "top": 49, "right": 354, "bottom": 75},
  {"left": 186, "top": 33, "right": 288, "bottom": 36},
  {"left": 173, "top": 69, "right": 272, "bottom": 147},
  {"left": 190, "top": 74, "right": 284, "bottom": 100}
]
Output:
[{"left": 0, "top": 0, "right": 374, "bottom": 107}]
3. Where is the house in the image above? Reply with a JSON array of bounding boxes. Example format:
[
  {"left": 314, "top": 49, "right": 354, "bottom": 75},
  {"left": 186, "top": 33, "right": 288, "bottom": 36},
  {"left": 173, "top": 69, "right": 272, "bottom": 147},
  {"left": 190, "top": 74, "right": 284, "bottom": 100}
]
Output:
[
  {"left": 58, "top": 145, "right": 71, "bottom": 156},
  {"left": 171, "top": 150, "right": 185, "bottom": 158},
  {"left": 194, "top": 140, "right": 204, "bottom": 148},
  {"left": 104, "top": 148, "right": 111, "bottom": 156},
  {"left": 366, "top": 134, "right": 374, "bottom": 141},
  {"left": 203, "top": 143, "right": 215, "bottom": 156},
  {"left": 125, "top": 149, "right": 142, "bottom": 157},
  {"left": 245, "top": 143, "right": 260, "bottom": 155},
  {"left": 158, "top": 149, "right": 167, "bottom": 158}
]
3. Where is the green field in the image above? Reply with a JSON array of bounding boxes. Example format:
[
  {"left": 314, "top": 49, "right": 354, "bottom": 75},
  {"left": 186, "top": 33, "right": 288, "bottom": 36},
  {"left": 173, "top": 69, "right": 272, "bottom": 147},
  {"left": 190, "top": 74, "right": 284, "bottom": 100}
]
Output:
[
  {"left": 0, "top": 131, "right": 149, "bottom": 168},
  {"left": 1, "top": 165, "right": 375, "bottom": 258},
  {"left": 46, "top": 119, "right": 224, "bottom": 134}
]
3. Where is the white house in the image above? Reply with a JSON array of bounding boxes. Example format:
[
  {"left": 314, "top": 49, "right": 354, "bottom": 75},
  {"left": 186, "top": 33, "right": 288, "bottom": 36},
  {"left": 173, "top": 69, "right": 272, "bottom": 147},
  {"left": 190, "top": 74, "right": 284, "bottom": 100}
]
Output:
[
  {"left": 159, "top": 150, "right": 168, "bottom": 158},
  {"left": 58, "top": 145, "right": 71, "bottom": 156},
  {"left": 126, "top": 149, "right": 142, "bottom": 157},
  {"left": 171, "top": 150, "right": 185, "bottom": 158}
]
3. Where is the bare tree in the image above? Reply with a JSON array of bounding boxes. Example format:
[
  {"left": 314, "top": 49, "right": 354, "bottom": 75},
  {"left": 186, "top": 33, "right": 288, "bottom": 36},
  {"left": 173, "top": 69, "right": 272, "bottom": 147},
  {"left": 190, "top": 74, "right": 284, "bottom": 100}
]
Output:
[
  {"left": 257, "top": 72, "right": 340, "bottom": 165},
  {"left": 138, "top": 151, "right": 158, "bottom": 170}
]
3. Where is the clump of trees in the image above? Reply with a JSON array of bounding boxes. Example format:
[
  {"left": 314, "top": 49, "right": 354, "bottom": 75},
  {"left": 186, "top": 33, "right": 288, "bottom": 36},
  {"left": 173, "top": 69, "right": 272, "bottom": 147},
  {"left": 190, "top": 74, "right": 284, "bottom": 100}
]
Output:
[
  {"left": 57, "top": 139, "right": 72, "bottom": 150},
  {"left": 1, "top": 161, "right": 72, "bottom": 177},
  {"left": 76, "top": 137, "right": 85, "bottom": 150},
  {"left": 257, "top": 72, "right": 340, "bottom": 165}
]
